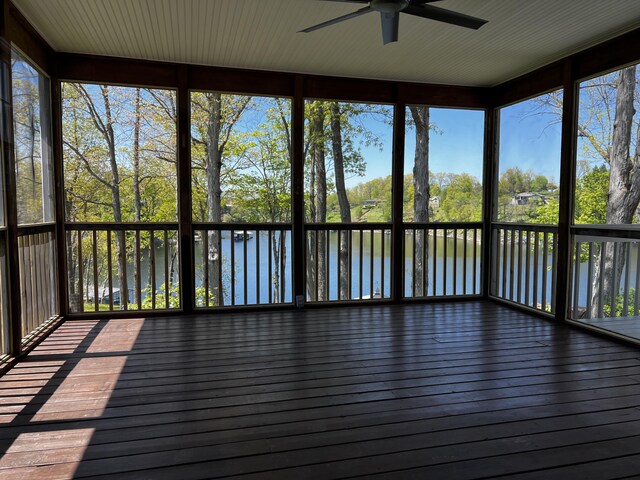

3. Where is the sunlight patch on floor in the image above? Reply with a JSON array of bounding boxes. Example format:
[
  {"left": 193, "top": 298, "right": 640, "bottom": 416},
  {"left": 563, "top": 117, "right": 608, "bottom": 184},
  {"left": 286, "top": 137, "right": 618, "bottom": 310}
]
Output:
[{"left": 87, "top": 318, "right": 145, "bottom": 352}]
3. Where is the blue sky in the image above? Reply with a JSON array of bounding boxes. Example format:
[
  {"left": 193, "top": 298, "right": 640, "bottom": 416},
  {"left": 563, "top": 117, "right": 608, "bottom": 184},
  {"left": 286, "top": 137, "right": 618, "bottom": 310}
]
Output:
[
  {"left": 405, "top": 107, "right": 484, "bottom": 179},
  {"left": 350, "top": 98, "right": 562, "bottom": 188},
  {"left": 497, "top": 96, "right": 562, "bottom": 183},
  {"left": 344, "top": 106, "right": 485, "bottom": 188}
]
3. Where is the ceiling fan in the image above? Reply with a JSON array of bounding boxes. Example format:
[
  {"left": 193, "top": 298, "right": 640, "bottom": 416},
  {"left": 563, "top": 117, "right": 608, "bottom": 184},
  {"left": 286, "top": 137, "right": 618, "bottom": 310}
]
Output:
[{"left": 300, "top": 0, "right": 487, "bottom": 45}]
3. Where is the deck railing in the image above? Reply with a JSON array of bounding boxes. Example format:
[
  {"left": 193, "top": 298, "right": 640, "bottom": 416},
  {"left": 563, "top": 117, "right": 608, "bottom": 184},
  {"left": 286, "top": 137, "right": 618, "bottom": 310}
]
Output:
[
  {"left": 570, "top": 226, "right": 640, "bottom": 323},
  {"left": 193, "top": 224, "right": 292, "bottom": 307},
  {"left": 66, "top": 223, "right": 180, "bottom": 313},
  {"left": 0, "top": 232, "right": 9, "bottom": 357},
  {"left": 404, "top": 223, "right": 482, "bottom": 298},
  {"left": 490, "top": 223, "right": 557, "bottom": 314},
  {"left": 17, "top": 224, "right": 59, "bottom": 340},
  {"left": 304, "top": 224, "right": 391, "bottom": 302},
  {"left": 61, "top": 222, "right": 577, "bottom": 314}
]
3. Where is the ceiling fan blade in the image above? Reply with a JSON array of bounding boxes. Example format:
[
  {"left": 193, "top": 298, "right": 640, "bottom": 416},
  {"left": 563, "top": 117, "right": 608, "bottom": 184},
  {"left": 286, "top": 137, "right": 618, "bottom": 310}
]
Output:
[
  {"left": 300, "top": 6, "right": 373, "bottom": 33},
  {"left": 380, "top": 12, "right": 400, "bottom": 44},
  {"left": 403, "top": 4, "right": 487, "bottom": 30}
]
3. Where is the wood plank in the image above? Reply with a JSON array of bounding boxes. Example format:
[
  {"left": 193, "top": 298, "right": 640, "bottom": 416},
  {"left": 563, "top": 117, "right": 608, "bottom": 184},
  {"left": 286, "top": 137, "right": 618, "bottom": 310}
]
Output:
[{"left": 0, "top": 301, "right": 639, "bottom": 479}]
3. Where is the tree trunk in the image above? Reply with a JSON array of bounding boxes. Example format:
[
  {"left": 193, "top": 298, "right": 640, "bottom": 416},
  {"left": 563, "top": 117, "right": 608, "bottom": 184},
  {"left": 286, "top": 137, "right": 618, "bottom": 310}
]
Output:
[
  {"left": 280, "top": 233, "right": 287, "bottom": 302},
  {"left": 169, "top": 246, "right": 178, "bottom": 307},
  {"left": 306, "top": 142, "right": 317, "bottom": 301},
  {"left": 590, "top": 66, "right": 639, "bottom": 317},
  {"left": 132, "top": 88, "right": 143, "bottom": 304},
  {"left": 410, "top": 105, "right": 430, "bottom": 296},
  {"left": 198, "top": 93, "right": 251, "bottom": 305},
  {"left": 311, "top": 103, "right": 327, "bottom": 300},
  {"left": 270, "top": 231, "right": 287, "bottom": 303},
  {"left": 67, "top": 231, "right": 81, "bottom": 312},
  {"left": 66, "top": 107, "right": 82, "bottom": 312},
  {"left": 100, "top": 86, "right": 127, "bottom": 308},
  {"left": 330, "top": 102, "right": 352, "bottom": 300},
  {"left": 205, "top": 92, "right": 223, "bottom": 305},
  {"left": 28, "top": 103, "right": 36, "bottom": 201}
]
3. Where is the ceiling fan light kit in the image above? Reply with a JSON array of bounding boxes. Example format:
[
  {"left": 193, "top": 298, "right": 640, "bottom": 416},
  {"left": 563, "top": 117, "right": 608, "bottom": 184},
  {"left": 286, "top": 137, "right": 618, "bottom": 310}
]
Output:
[{"left": 300, "top": 0, "right": 487, "bottom": 44}]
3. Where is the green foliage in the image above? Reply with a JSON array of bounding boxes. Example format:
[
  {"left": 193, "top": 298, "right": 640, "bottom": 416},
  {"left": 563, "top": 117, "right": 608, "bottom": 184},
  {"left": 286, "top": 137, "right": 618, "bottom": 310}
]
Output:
[
  {"left": 531, "top": 175, "right": 549, "bottom": 192},
  {"left": 226, "top": 131, "right": 292, "bottom": 222},
  {"left": 574, "top": 165, "right": 609, "bottom": 224},
  {"left": 434, "top": 173, "right": 482, "bottom": 222},
  {"left": 141, "top": 283, "right": 181, "bottom": 309},
  {"left": 497, "top": 167, "right": 559, "bottom": 224},
  {"left": 62, "top": 83, "right": 178, "bottom": 223},
  {"left": 532, "top": 198, "right": 559, "bottom": 224},
  {"left": 190, "top": 95, "right": 291, "bottom": 223},
  {"left": 303, "top": 100, "right": 393, "bottom": 223},
  {"left": 498, "top": 167, "right": 533, "bottom": 197},
  {"left": 12, "top": 55, "right": 51, "bottom": 225},
  {"left": 82, "top": 303, "right": 113, "bottom": 312},
  {"left": 603, "top": 288, "right": 636, "bottom": 318},
  {"left": 331, "top": 171, "right": 484, "bottom": 223},
  {"left": 530, "top": 164, "right": 607, "bottom": 227}
]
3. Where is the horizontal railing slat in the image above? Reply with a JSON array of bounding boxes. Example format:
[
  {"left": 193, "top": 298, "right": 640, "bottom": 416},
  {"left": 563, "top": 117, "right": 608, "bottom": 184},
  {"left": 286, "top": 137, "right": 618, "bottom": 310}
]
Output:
[
  {"left": 492, "top": 222, "right": 557, "bottom": 233},
  {"left": 16, "top": 223, "right": 56, "bottom": 236},
  {"left": 196, "top": 222, "right": 291, "bottom": 231},
  {"left": 306, "top": 223, "right": 391, "bottom": 231},
  {"left": 572, "top": 226, "right": 640, "bottom": 241},
  {"left": 65, "top": 222, "right": 179, "bottom": 231}
]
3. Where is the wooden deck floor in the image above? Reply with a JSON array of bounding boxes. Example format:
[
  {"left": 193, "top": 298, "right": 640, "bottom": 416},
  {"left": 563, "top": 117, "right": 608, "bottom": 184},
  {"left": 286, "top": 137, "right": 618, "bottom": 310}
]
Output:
[
  {"left": 579, "top": 316, "right": 640, "bottom": 343},
  {"left": 1, "top": 301, "right": 640, "bottom": 479}
]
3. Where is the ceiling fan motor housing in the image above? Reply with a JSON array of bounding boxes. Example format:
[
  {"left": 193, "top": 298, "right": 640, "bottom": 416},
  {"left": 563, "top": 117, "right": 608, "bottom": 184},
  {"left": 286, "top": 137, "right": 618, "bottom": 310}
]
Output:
[
  {"left": 300, "top": 0, "right": 487, "bottom": 44},
  {"left": 371, "top": 0, "right": 409, "bottom": 13}
]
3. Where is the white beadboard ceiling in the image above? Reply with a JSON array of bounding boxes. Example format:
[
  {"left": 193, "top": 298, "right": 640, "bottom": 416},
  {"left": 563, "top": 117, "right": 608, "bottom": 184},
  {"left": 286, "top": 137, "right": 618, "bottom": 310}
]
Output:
[{"left": 11, "top": 0, "right": 640, "bottom": 86}]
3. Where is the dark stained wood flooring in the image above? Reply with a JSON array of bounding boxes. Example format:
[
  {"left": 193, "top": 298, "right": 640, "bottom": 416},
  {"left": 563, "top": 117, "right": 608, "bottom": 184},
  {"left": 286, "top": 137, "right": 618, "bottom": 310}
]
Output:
[{"left": 1, "top": 301, "right": 640, "bottom": 479}]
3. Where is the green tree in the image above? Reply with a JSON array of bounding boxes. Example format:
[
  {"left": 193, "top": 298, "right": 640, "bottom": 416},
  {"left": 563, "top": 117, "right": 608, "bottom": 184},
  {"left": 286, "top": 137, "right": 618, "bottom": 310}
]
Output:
[
  {"left": 306, "top": 101, "right": 328, "bottom": 300},
  {"left": 331, "top": 102, "right": 352, "bottom": 300},
  {"left": 582, "top": 67, "right": 639, "bottom": 316},
  {"left": 532, "top": 198, "right": 559, "bottom": 225},
  {"left": 62, "top": 83, "right": 177, "bottom": 311},
  {"left": 12, "top": 56, "right": 51, "bottom": 225},
  {"left": 498, "top": 167, "right": 533, "bottom": 196},
  {"left": 408, "top": 106, "right": 430, "bottom": 296},
  {"left": 304, "top": 101, "right": 390, "bottom": 300},
  {"left": 226, "top": 98, "right": 292, "bottom": 302},
  {"left": 191, "top": 92, "right": 251, "bottom": 305},
  {"left": 436, "top": 173, "right": 482, "bottom": 222},
  {"left": 531, "top": 175, "right": 549, "bottom": 192},
  {"left": 574, "top": 165, "right": 608, "bottom": 224}
]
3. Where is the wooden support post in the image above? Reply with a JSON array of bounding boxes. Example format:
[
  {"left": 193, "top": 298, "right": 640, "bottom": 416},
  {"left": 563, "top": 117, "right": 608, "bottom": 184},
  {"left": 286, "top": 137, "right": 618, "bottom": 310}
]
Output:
[
  {"left": 292, "top": 75, "right": 305, "bottom": 306},
  {"left": 391, "top": 90, "right": 406, "bottom": 303},
  {"left": 555, "top": 58, "right": 577, "bottom": 321},
  {"left": 0, "top": 35, "right": 22, "bottom": 354},
  {"left": 481, "top": 107, "right": 496, "bottom": 297},
  {"left": 51, "top": 66, "right": 68, "bottom": 318},
  {"left": 177, "top": 65, "right": 194, "bottom": 314}
]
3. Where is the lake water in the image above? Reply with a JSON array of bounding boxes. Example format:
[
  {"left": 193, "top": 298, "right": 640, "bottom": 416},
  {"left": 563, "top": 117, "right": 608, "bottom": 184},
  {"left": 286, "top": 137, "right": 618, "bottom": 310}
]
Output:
[
  {"left": 124, "top": 230, "right": 483, "bottom": 306},
  {"left": 113, "top": 231, "right": 630, "bottom": 312}
]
